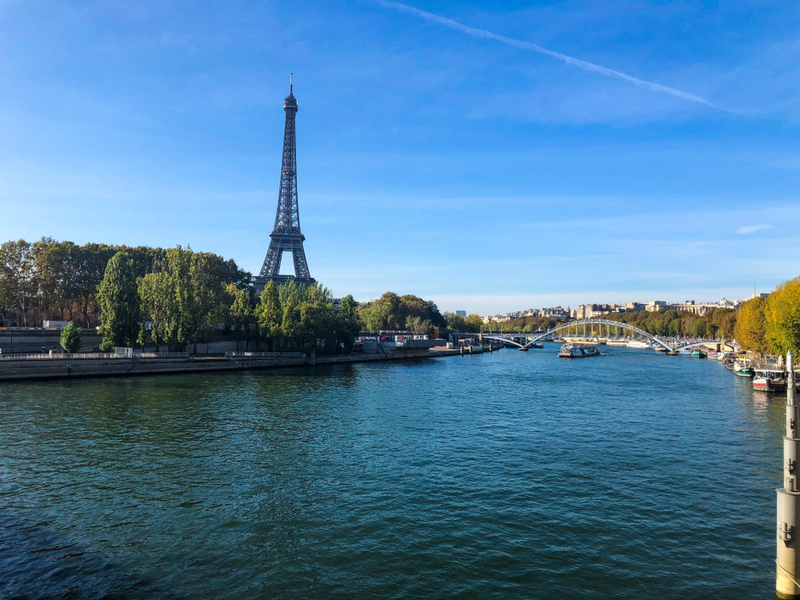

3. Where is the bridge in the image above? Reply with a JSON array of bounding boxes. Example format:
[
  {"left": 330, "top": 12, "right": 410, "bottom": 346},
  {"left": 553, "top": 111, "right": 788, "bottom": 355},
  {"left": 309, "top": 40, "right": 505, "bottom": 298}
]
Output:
[{"left": 480, "top": 319, "right": 730, "bottom": 351}]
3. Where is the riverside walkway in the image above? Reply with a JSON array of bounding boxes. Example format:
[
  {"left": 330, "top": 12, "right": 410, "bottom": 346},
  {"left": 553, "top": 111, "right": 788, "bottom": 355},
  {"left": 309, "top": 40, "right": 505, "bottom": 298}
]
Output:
[{"left": 0, "top": 347, "right": 462, "bottom": 383}]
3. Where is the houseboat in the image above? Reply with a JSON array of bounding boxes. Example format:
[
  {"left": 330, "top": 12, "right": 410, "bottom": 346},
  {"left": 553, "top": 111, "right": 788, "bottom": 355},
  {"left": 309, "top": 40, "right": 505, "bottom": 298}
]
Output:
[
  {"left": 753, "top": 368, "right": 786, "bottom": 393},
  {"left": 558, "top": 343, "right": 601, "bottom": 359},
  {"left": 732, "top": 358, "right": 753, "bottom": 377}
]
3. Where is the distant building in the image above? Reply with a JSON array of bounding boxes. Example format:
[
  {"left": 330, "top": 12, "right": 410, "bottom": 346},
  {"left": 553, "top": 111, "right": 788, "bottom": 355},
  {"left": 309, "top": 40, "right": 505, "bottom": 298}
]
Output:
[
  {"left": 537, "top": 306, "right": 569, "bottom": 319},
  {"left": 676, "top": 298, "right": 741, "bottom": 316},
  {"left": 455, "top": 310, "right": 467, "bottom": 318},
  {"left": 622, "top": 301, "right": 644, "bottom": 312},
  {"left": 646, "top": 301, "right": 667, "bottom": 312}
]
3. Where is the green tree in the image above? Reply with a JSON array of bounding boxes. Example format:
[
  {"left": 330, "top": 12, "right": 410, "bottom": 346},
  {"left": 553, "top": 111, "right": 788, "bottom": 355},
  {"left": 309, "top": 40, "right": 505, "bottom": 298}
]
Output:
[
  {"left": 444, "top": 312, "right": 467, "bottom": 332},
  {"left": 357, "top": 292, "right": 397, "bottom": 330},
  {"left": 226, "top": 283, "right": 255, "bottom": 350},
  {"left": 59, "top": 322, "right": 82, "bottom": 353},
  {"left": 765, "top": 278, "right": 800, "bottom": 356},
  {"left": 139, "top": 269, "right": 176, "bottom": 351},
  {"left": 735, "top": 297, "right": 768, "bottom": 354},
  {"left": 719, "top": 311, "right": 738, "bottom": 339},
  {"left": 75, "top": 243, "right": 116, "bottom": 327},
  {"left": 256, "top": 281, "right": 283, "bottom": 350},
  {"left": 0, "top": 240, "right": 35, "bottom": 326},
  {"left": 464, "top": 314, "right": 483, "bottom": 333},
  {"left": 689, "top": 318, "right": 708, "bottom": 338},
  {"left": 97, "top": 252, "right": 142, "bottom": 350},
  {"left": 281, "top": 297, "right": 302, "bottom": 348},
  {"left": 668, "top": 319, "right": 682, "bottom": 336},
  {"left": 406, "top": 315, "right": 432, "bottom": 335},
  {"left": 335, "top": 295, "right": 361, "bottom": 353}
]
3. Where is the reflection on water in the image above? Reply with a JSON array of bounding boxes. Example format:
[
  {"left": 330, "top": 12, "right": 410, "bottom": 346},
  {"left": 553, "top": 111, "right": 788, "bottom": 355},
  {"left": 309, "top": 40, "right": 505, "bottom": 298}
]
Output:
[{"left": 0, "top": 348, "right": 784, "bottom": 599}]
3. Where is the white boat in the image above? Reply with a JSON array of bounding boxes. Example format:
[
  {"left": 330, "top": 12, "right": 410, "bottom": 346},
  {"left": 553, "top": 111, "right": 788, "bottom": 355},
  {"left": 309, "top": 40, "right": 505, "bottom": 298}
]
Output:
[
  {"left": 606, "top": 340, "right": 629, "bottom": 347},
  {"left": 753, "top": 367, "right": 786, "bottom": 393},
  {"left": 627, "top": 340, "right": 650, "bottom": 349}
]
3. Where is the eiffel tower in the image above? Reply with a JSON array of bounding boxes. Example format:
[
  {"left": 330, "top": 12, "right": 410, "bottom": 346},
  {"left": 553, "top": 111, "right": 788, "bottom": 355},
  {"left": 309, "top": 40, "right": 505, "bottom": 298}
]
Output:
[{"left": 253, "top": 74, "right": 315, "bottom": 293}]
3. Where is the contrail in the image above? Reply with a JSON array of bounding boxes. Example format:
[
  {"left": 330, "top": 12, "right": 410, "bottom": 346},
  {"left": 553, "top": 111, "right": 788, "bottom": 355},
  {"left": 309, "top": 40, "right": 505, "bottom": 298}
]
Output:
[{"left": 376, "top": 0, "right": 719, "bottom": 109}]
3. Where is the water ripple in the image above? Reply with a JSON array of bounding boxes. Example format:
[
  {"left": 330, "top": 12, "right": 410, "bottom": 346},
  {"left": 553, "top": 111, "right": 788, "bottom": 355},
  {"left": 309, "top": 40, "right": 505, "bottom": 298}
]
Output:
[{"left": 0, "top": 346, "right": 780, "bottom": 598}]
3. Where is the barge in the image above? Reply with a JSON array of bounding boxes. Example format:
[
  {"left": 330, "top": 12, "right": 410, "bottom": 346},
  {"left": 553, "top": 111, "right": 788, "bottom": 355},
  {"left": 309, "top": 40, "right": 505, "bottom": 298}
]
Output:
[{"left": 558, "top": 343, "right": 601, "bottom": 359}]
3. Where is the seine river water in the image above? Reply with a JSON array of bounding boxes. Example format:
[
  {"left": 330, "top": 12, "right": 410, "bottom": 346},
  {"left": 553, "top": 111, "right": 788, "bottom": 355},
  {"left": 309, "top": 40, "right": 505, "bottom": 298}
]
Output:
[{"left": 0, "top": 345, "right": 784, "bottom": 599}]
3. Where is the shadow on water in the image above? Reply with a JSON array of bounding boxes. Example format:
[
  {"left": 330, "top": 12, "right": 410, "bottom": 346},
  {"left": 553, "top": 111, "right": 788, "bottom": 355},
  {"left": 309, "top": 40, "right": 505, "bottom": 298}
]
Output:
[{"left": 0, "top": 512, "right": 183, "bottom": 600}]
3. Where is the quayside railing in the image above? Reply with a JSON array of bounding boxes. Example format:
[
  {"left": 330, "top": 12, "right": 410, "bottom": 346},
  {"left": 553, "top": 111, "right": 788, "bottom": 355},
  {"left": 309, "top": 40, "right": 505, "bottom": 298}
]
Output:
[{"left": 0, "top": 351, "right": 190, "bottom": 361}]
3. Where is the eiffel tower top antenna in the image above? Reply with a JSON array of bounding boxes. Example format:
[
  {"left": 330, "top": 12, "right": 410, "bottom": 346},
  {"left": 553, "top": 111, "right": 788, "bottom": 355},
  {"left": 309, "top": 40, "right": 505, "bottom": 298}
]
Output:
[{"left": 290, "top": 72, "right": 293, "bottom": 93}]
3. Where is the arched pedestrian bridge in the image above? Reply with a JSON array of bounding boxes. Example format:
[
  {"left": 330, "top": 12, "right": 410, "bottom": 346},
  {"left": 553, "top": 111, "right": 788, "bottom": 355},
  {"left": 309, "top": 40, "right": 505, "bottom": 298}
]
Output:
[{"left": 480, "top": 319, "right": 725, "bottom": 351}]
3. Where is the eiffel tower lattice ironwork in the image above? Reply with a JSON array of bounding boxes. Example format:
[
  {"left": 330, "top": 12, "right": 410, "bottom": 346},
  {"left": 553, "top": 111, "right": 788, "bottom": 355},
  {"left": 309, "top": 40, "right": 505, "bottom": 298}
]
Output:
[{"left": 253, "top": 74, "right": 315, "bottom": 293}]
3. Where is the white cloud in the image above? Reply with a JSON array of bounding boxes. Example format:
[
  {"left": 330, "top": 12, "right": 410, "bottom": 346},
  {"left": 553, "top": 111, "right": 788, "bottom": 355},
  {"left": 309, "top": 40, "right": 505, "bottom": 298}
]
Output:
[{"left": 737, "top": 224, "right": 771, "bottom": 234}]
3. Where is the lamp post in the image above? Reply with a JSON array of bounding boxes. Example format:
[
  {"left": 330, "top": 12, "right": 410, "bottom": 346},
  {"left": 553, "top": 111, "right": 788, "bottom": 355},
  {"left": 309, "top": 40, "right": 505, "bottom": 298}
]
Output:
[{"left": 778, "top": 352, "right": 800, "bottom": 598}]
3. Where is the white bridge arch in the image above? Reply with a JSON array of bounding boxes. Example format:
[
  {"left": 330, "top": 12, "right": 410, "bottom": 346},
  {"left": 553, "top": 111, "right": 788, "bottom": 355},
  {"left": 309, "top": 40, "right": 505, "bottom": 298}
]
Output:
[{"left": 482, "top": 318, "right": 679, "bottom": 350}]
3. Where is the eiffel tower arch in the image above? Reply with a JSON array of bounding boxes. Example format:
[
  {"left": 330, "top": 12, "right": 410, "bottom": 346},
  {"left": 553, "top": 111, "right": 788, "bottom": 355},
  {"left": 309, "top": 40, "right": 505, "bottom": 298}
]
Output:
[{"left": 253, "top": 74, "right": 315, "bottom": 293}]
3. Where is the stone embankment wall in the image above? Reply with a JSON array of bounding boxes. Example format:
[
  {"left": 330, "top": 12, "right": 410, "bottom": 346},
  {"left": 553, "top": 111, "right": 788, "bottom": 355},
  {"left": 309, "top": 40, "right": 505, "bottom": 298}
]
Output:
[{"left": 0, "top": 347, "right": 459, "bottom": 382}]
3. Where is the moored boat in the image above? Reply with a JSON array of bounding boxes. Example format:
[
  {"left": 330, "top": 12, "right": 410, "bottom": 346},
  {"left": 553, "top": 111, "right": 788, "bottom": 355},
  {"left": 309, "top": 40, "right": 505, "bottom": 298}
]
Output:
[
  {"left": 718, "top": 352, "right": 735, "bottom": 362},
  {"left": 627, "top": 340, "right": 650, "bottom": 349},
  {"left": 753, "top": 368, "right": 786, "bottom": 393},
  {"left": 691, "top": 349, "right": 707, "bottom": 358},
  {"left": 733, "top": 358, "right": 753, "bottom": 378},
  {"left": 530, "top": 342, "right": 543, "bottom": 349},
  {"left": 558, "top": 343, "right": 601, "bottom": 358},
  {"left": 606, "top": 340, "right": 629, "bottom": 347}
]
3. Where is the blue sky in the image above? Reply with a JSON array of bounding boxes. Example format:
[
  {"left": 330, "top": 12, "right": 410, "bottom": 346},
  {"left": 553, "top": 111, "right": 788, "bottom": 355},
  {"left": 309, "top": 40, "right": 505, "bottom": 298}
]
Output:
[{"left": 0, "top": 0, "right": 797, "bottom": 314}]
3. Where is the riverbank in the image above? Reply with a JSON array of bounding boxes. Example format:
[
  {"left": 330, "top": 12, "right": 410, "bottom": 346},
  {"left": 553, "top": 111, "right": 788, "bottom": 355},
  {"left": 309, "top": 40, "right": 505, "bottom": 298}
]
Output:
[{"left": 0, "top": 347, "right": 465, "bottom": 382}]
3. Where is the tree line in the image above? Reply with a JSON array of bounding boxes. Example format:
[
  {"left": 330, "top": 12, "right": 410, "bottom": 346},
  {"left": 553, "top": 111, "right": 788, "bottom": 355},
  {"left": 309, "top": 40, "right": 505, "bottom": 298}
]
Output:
[
  {"left": 355, "top": 292, "right": 447, "bottom": 336},
  {"left": 444, "top": 307, "right": 739, "bottom": 339},
  {"left": 597, "top": 307, "right": 738, "bottom": 339},
  {"left": 735, "top": 277, "right": 800, "bottom": 356},
  {"left": 0, "top": 238, "right": 247, "bottom": 327},
  {"left": 0, "top": 237, "right": 458, "bottom": 354},
  {"left": 96, "top": 248, "right": 361, "bottom": 354},
  {"left": 443, "top": 312, "right": 489, "bottom": 333}
]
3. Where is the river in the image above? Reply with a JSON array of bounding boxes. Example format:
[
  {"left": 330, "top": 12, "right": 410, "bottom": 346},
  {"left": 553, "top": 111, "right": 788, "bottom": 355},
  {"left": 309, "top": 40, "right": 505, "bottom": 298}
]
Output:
[{"left": 0, "top": 345, "right": 783, "bottom": 598}]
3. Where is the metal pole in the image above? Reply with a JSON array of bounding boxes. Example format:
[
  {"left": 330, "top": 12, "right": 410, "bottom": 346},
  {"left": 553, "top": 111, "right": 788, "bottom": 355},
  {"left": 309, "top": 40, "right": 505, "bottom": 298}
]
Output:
[{"left": 778, "top": 351, "right": 800, "bottom": 598}]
